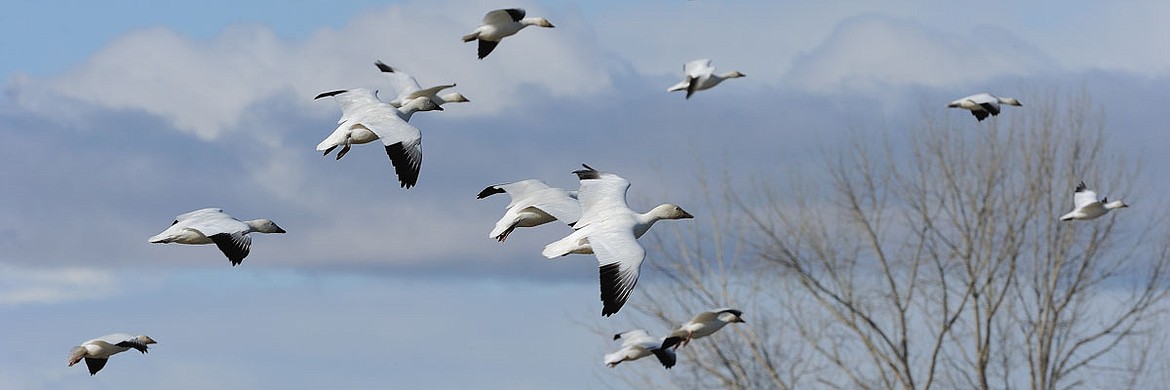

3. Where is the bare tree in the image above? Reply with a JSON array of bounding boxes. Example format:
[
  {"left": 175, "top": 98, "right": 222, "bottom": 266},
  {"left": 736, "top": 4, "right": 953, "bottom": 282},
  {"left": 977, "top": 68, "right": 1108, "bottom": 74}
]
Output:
[{"left": 604, "top": 91, "right": 1169, "bottom": 390}]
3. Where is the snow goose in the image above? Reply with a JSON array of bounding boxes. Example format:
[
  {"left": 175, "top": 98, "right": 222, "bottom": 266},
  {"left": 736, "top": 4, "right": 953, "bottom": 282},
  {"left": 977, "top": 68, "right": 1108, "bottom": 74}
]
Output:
[
  {"left": 661, "top": 308, "right": 745, "bottom": 350},
  {"left": 374, "top": 60, "right": 469, "bottom": 109},
  {"left": 947, "top": 93, "right": 1022, "bottom": 121},
  {"left": 1060, "top": 181, "right": 1128, "bottom": 221},
  {"left": 666, "top": 59, "right": 745, "bottom": 99},
  {"left": 477, "top": 179, "right": 581, "bottom": 242},
  {"left": 542, "top": 165, "right": 693, "bottom": 316},
  {"left": 462, "top": 8, "right": 555, "bottom": 59},
  {"left": 604, "top": 329, "right": 676, "bottom": 369},
  {"left": 67, "top": 333, "right": 157, "bottom": 375},
  {"left": 314, "top": 88, "right": 441, "bottom": 188},
  {"left": 149, "top": 208, "right": 285, "bottom": 266}
]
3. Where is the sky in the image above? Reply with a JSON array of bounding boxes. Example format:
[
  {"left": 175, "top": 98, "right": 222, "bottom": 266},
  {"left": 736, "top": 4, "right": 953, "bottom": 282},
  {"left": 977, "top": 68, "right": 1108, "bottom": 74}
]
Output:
[{"left": 2, "top": 0, "right": 1169, "bottom": 388}]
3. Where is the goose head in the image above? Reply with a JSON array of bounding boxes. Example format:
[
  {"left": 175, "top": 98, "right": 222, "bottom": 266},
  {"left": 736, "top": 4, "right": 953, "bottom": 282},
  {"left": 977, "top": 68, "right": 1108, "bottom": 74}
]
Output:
[
  {"left": 1001, "top": 97, "right": 1022, "bottom": 106},
  {"left": 650, "top": 204, "right": 694, "bottom": 220},
  {"left": 719, "top": 309, "right": 746, "bottom": 324},
  {"left": 525, "top": 17, "right": 555, "bottom": 28},
  {"left": 246, "top": 219, "right": 286, "bottom": 234},
  {"left": 1105, "top": 200, "right": 1129, "bottom": 210},
  {"left": 442, "top": 92, "right": 470, "bottom": 103},
  {"left": 136, "top": 335, "right": 158, "bottom": 345},
  {"left": 724, "top": 71, "right": 746, "bottom": 79}
]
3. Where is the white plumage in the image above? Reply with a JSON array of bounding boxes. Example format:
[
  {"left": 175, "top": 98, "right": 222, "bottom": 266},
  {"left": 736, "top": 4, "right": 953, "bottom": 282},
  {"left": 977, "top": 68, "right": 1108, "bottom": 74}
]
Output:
[
  {"left": 314, "top": 88, "right": 441, "bottom": 188},
  {"left": 374, "top": 60, "right": 469, "bottom": 109},
  {"left": 477, "top": 179, "right": 581, "bottom": 242},
  {"left": 1060, "top": 181, "right": 1128, "bottom": 221},
  {"left": 666, "top": 59, "right": 745, "bottom": 99},
  {"left": 661, "top": 308, "right": 746, "bottom": 349},
  {"left": 542, "top": 165, "right": 693, "bottom": 317},
  {"left": 67, "top": 333, "right": 157, "bottom": 375},
  {"left": 462, "top": 8, "right": 555, "bottom": 59},
  {"left": 947, "top": 93, "right": 1022, "bottom": 121},
  {"left": 603, "top": 329, "right": 676, "bottom": 369},
  {"left": 148, "top": 208, "right": 285, "bottom": 266}
]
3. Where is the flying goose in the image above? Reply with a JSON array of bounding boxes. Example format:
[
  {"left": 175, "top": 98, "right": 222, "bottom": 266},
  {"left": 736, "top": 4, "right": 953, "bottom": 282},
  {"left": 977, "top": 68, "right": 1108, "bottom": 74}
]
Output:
[
  {"left": 947, "top": 93, "right": 1022, "bottom": 121},
  {"left": 149, "top": 208, "right": 285, "bottom": 266},
  {"left": 374, "top": 60, "right": 469, "bottom": 108},
  {"left": 67, "top": 334, "right": 157, "bottom": 375},
  {"left": 604, "top": 329, "right": 676, "bottom": 369},
  {"left": 314, "top": 88, "right": 441, "bottom": 188},
  {"left": 477, "top": 179, "right": 581, "bottom": 242},
  {"left": 1060, "top": 181, "right": 1128, "bottom": 221},
  {"left": 462, "top": 8, "right": 555, "bottom": 59},
  {"left": 661, "top": 308, "right": 745, "bottom": 350},
  {"left": 542, "top": 165, "right": 693, "bottom": 316},
  {"left": 666, "top": 59, "right": 745, "bottom": 99}
]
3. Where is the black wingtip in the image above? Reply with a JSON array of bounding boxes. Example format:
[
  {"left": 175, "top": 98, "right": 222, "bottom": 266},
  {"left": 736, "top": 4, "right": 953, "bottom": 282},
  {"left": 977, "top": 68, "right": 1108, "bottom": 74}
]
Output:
[
  {"left": 314, "top": 89, "right": 348, "bottom": 100},
  {"left": 1074, "top": 181, "right": 1087, "bottom": 193},
  {"left": 477, "top": 185, "right": 506, "bottom": 199},
  {"left": 651, "top": 348, "right": 677, "bottom": 369},
  {"left": 573, "top": 164, "right": 601, "bottom": 180},
  {"left": 599, "top": 262, "right": 633, "bottom": 317},
  {"left": 661, "top": 336, "right": 683, "bottom": 350},
  {"left": 374, "top": 60, "right": 394, "bottom": 73}
]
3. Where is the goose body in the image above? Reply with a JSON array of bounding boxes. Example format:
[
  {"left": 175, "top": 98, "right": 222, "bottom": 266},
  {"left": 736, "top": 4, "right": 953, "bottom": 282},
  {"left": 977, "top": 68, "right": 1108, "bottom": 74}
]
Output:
[
  {"left": 462, "top": 8, "right": 555, "bottom": 59},
  {"left": 661, "top": 308, "right": 745, "bottom": 349},
  {"left": 1060, "top": 181, "right": 1128, "bottom": 221},
  {"left": 67, "top": 334, "right": 157, "bottom": 375},
  {"left": 314, "top": 88, "right": 441, "bottom": 188},
  {"left": 666, "top": 59, "right": 745, "bottom": 99},
  {"left": 374, "top": 61, "right": 469, "bottom": 108},
  {"left": 947, "top": 93, "right": 1022, "bottom": 121},
  {"left": 477, "top": 179, "right": 580, "bottom": 242},
  {"left": 148, "top": 208, "right": 285, "bottom": 266},
  {"left": 542, "top": 165, "right": 693, "bottom": 316},
  {"left": 604, "top": 329, "right": 676, "bottom": 369}
]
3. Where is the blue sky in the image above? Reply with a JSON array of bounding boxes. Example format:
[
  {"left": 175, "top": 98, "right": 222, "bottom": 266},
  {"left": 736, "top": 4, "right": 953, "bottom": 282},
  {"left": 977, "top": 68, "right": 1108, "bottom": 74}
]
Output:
[{"left": 2, "top": 0, "right": 1169, "bottom": 388}]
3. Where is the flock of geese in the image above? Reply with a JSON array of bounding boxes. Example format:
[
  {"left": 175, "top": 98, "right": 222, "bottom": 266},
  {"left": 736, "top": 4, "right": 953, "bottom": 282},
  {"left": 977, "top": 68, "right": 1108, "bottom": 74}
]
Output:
[{"left": 65, "top": 6, "right": 1130, "bottom": 376}]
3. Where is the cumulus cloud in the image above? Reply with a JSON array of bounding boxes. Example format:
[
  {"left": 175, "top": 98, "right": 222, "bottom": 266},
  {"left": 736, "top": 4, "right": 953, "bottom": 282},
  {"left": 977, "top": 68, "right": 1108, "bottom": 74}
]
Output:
[
  {"left": 782, "top": 14, "right": 1056, "bottom": 93},
  {"left": 9, "top": 1, "right": 611, "bottom": 140}
]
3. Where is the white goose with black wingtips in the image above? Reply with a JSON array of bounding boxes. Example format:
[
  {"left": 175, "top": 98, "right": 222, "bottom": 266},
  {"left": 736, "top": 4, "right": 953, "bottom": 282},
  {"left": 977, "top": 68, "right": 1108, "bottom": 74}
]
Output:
[
  {"left": 462, "top": 8, "right": 555, "bottom": 59},
  {"left": 604, "top": 329, "right": 676, "bottom": 369},
  {"left": 67, "top": 333, "right": 157, "bottom": 375},
  {"left": 1060, "top": 181, "right": 1128, "bottom": 221},
  {"left": 947, "top": 93, "right": 1022, "bottom": 121},
  {"left": 314, "top": 88, "right": 441, "bottom": 188},
  {"left": 477, "top": 179, "right": 580, "bottom": 242},
  {"left": 374, "top": 60, "right": 469, "bottom": 109},
  {"left": 666, "top": 59, "right": 745, "bottom": 99},
  {"left": 661, "top": 308, "right": 745, "bottom": 350},
  {"left": 542, "top": 164, "right": 693, "bottom": 317},
  {"left": 149, "top": 208, "right": 285, "bottom": 266}
]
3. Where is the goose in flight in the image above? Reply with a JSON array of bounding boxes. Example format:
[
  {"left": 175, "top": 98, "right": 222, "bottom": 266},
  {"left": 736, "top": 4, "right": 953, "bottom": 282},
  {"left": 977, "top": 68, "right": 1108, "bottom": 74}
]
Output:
[
  {"left": 315, "top": 88, "right": 441, "bottom": 188},
  {"left": 374, "top": 60, "right": 469, "bottom": 108},
  {"left": 477, "top": 179, "right": 581, "bottom": 242},
  {"left": 666, "top": 59, "right": 745, "bottom": 99},
  {"left": 149, "top": 208, "right": 285, "bottom": 266},
  {"left": 604, "top": 329, "right": 676, "bottom": 369},
  {"left": 67, "top": 334, "right": 157, "bottom": 375},
  {"left": 661, "top": 308, "right": 745, "bottom": 350},
  {"left": 462, "top": 8, "right": 555, "bottom": 59},
  {"left": 947, "top": 93, "right": 1022, "bottom": 121},
  {"left": 542, "top": 165, "right": 693, "bottom": 316},
  {"left": 1060, "top": 181, "right": 1128, "bottom": 221}
]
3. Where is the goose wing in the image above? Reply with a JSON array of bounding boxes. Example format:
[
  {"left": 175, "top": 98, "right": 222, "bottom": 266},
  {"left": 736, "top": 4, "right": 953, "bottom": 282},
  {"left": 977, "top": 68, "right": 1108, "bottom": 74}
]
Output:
[
  {"left": 1073, "top": 181, "right": 1101, "bottom": 209},
  {"left": 358, "top": 111, "right": 424, "bottom": 188},
  {"left": 374, "top": 61, "right": 422, "bottom": 103},
  {"left": 683, "top": 59, "right": 714, "bottom": 78},
  {"left": 484, "top": 8, "right": 525, "bottom": 24},
  {"left": 591, "top": 224, "right": 644, "bottom": 317},
  {"left": 572, "top": 166, "right": 632, "bottom": 229}
]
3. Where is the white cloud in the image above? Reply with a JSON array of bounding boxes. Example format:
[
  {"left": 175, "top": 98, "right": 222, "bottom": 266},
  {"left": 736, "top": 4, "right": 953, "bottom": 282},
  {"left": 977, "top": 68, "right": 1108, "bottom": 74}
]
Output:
[
  {"left": 11, "top": 1, "right": 610, "bottom": 140},
  {"left": 781, "top": 14, "right": 1055, "bottom": 93},
  {"left": 0, "top": 264, "right": 121, "bottom": 305}
]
